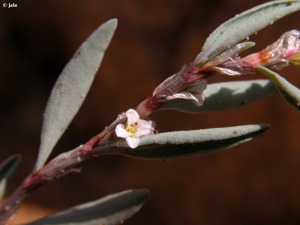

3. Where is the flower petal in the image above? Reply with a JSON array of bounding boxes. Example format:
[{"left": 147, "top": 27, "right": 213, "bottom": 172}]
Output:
[
  {"left": 126, "top": 136, "right": 140, "bottom": 148},
  {"left": 189, "top": 80, "right": 207, "bottom": 93},
  {"left": 135, "top": 129, "right": 151, "bottom": 137},
  {"left": 211, "top": 67, "right": 244, "bottom": 76},
  {"left": 115, "top": 124, "right": 130, "bottom": 138},
  {"left": 135, "top": 120, "right": 153, "bottom": 137},
  {"left": 137, "top": 119, "right": 153, "bottom": 129},
  {"left": 242, "top": 30, "right": 300, "bottom": 69},
  {"left": 126, "top": 109, "right": 140, "bottom": 125},
  {"left": 188, "top": 80, "right": 207, "bottom": 106},
  {"left": 166, "top": 92, "right": 199, "bottom": 103}
]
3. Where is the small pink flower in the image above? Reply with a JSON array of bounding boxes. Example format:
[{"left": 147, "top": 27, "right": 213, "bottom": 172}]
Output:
[
  {"left": 242, "top": 30, "right": 300, "bottom": 70},
  {"left": 115, "top": 109, "right": 154, "bottom": 148}
]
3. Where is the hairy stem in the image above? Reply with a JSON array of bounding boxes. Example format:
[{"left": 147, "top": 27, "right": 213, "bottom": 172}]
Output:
[
  {"left": 0, "top": 60, "right": 205, "bottom": 225},
  {"left": 0, "top": 114, "right": 127, "bottom": 224}
]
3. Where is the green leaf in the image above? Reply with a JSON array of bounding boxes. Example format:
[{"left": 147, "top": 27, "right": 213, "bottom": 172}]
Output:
[
  {"left": 157, "top": 80, "right": 275, "bottom": 113},
  {"left": 0, "top": 155, "right": 21, "bottom": 200},
  {"left": 257, "top": 66, "right": 300, "bottom": 111},
  {"left": 289, "top": 52, "right": 300, "bottom": 67},
  {"left": 94, "top": 124, "right": 269, "bottom": 159},
  {"left": 35, "top": 19, "right": 118, "bottom": 171},
  {"left": 24, "top": 189, "right": 150, "bottom": 225},
  {"left": 198, "top": 0, "right": 300, "bottom": 64}
]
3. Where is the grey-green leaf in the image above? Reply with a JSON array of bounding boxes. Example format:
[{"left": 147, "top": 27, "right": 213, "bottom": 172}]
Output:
[
  {"left": 24, "top": 189, "right": 150, "bottom": 225},
  {"left": 35, "top": 19, "right": 118, "bottom": 171},
  {"left": 0, "top": 155, "right": 21, "bottom": 200},
  {"left": 94, "top": 124, "right": 269, "bottom": 159},
  {"left": 198, "top": 0, "right": 300, "bottom": 64},
  {"left": 257, "top": 66, "right": 300, "bottom": 111},
  {"left": 158, "top": 80, "right": 275, "bottom": 113}
]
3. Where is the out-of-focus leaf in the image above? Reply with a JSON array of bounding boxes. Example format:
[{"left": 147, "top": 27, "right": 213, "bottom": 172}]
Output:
[
  {"left": 35, "top": 19, "right": 118, "bottom": 171},
  {"left": 289, "top": 52, "right": 300, "bottom": 67},
  {"left": 157, "top": 80, "right": 275, "bottom": 113},
  {"left": 94, "top": 124, "right": 269, "bottom": 159},
  {"left": 197, "top": 0, "right": 300, "bottom": 64},
  {"left": 24, "top": 189, "right": 150, "bottom": 225},
  {"left": 0, "top": 155, "right": 21, "bottom": 200},
  {"left": 257, "top": 66, "right": 300, "bottom": 111}
]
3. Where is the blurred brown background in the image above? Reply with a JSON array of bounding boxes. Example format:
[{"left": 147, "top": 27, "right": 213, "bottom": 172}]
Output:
[{"left": 1, "top": 0, "right": 300, "bottom": 224}]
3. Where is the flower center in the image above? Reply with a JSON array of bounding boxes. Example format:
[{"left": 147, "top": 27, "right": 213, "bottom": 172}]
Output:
[{"left": 126, "top": 123, "right": 137, "bottom": 135}]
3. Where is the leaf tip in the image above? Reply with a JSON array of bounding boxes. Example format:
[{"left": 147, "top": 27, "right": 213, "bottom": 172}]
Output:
[
  {"left": 106, "top": 18, "right": 118, "bottom": 31},
  {"left": 255, "top": 123, "right": 270, "bottom": 136},
  {"left": 258, "top": 123, "right": 270, "bottom": 131},
  {"left": 136, "top": 188, "right": 151, "bottom": 200}
]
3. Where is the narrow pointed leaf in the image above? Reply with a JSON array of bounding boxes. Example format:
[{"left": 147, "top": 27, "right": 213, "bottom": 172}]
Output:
[
  {"left": 158, "top": 80, "right": 275, "bottom": 113},
  {"left": 35, "top": 19, "right": 118, "bottom": 171},
  {"left": 94, "top": 124, "right": 269, "bottom": 159},
  {"left": 24, "top": 189, "right": 150, "bottom": 225},
  {"left": 198, "top": 0, "right": 300, "bottom": 64},
  {"left": 0, "top": 155, "right": 21, "bottom": 200},
  {"left": 257, "top": 66, "right": 300, "bottom": 111}
]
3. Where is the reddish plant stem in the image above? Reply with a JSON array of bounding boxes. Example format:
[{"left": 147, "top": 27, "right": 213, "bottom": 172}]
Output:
[
  {"left": 0, "top": 144, "right": 92, "bottom": 224},
  {"left": 0, "top": 122, "right": 122, "bottom": 224},
  {"left": 0, "top": 62, "right": 208, "bottom": 225},
  {"left": 136, "top": 64, "right": 206, "bottom": 118},
  {"left": 0, "top": 110, "right": 131, "bottom": 225}
]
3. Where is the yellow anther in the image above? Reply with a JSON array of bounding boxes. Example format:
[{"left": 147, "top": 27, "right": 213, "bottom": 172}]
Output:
[{"left": 126, "top": 123, "right": 137, "bottom": 134}]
